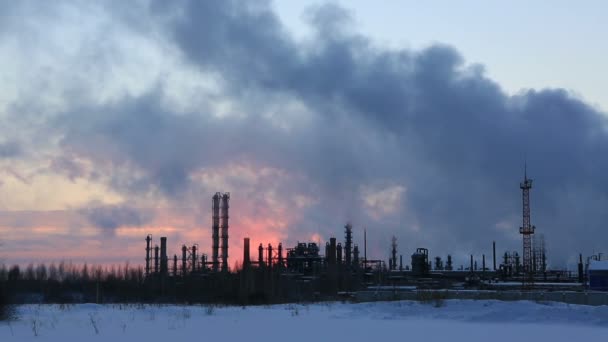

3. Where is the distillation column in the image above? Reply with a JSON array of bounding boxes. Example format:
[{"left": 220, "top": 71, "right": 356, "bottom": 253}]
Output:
[
  {"left": 220, "top": 193, "right": 230, "bottom": 272},
  {"left": 145, "top": 234, "right": 152, "bottom": 276},
  {"left": 345, "top": 223, "right": 353, "bottom": 267},
  {"left": 212, "top": 193, "right": 221, "bottom": 272}
]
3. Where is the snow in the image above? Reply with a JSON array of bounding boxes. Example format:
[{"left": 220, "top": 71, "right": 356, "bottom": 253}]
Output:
[
  {"left": 490, "top": 282, "right": 583, "bottom": 286},
  {"left": 1, "top": 300, "right": 607, "bottom": 341}
]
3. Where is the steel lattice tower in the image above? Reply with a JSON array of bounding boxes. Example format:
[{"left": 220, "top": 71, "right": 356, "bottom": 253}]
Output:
[{"left": 518, "top": 166, "right": 535, "bottom": 276}]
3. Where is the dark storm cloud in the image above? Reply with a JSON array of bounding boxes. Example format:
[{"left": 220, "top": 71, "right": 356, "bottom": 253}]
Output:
[
  {"left": 81, "top": 202, "right": 153, "bottom": 233},
  {"left": 142, "top": 0, "right": 608, "bottom": 264},
  {"left": 4, "top": 0, "right": 607, "bottom": 266}
]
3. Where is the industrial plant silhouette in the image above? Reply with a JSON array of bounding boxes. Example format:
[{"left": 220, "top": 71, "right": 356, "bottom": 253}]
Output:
[{"left": 1, "top": 172, "right": 607, "bottom": 306}]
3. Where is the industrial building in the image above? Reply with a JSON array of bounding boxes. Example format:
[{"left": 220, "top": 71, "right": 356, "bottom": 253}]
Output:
[{"left": 588, "top": 260, "right": 608, "bottom": 291}]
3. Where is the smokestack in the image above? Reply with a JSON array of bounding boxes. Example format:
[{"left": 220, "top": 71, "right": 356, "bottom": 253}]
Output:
[
  {"left": 154, "top": 245, "right": 159, "bottom": 274},
  {"left": 267, "top": 243, "right": 273, "bottom": 268},
  {"left": 470, "top": 254, "right": 473, "bottom": 272},
  {"left": 578, "top": 253, "right": 584, "bottom": 283},
  {"left": 160, "top": 237, "right": 168, "bottom": 276},
  {"left": 364, "top": 229, "right": 367, "bottom": 266},
  {"left": 192, "top": 245, "right": 197, "bottom": 273},
  {"left": 173, "top": 255, "right": 177, "bottom": 276},
  {"left": 353, "top": 244, "right": 359, "bottom": 268},
  {"left": 220, "top": 193, "right": 230, "bottom": 272},
  {"left": 145, "top": 234, "right": 152, "bottom": 276},
  {"left": 337, "top": 243, "right": 343, "bottom": 264},
  {"left": 329, "top": 237, "right": 337, "bottom": 264},
  {"left": 493, "top": 241, "right": 497, "bottom": 271},
  {"left": 258, "top": 243, "right": 264, "bottom": 267},
  {"left": 182, "top": 245, "right": 188, "bottom": 276},
  {"left": 278, "top": 243, "right": 283, "bottom": 268},
  {"left": 212, "top": 193, "right": 220, "bottom": 272},
  {"left": 243, "top": 238, "right": 251, "bottom": 269}
]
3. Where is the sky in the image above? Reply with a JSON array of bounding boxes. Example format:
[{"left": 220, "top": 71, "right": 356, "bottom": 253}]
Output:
[{"left": 0, "top": 0, "right": 607, "bottom": 269}]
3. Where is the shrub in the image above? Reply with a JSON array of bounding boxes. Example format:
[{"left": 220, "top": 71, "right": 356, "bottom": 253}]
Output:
[{"left": 0, "top": 283, "right": 14, "bottom": 321}]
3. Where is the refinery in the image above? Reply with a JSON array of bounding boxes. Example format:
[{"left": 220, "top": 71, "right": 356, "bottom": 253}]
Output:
[{"left": 139, "top": 172, "right": 608, "bottom": 305}]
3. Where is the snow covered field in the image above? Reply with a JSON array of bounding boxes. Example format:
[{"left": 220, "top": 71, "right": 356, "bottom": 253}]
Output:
[{"left": 1, "top": 300, "right": 607, "bottom": 341}]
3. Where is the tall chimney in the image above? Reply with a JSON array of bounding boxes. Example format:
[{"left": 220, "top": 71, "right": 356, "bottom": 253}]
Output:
[
  {"left": 493, "top": 241, "right": 497, "bottom": 271},
  {"left": 578, "top": 253, "right": 584, "bottom": 283},
  {"left": 329, "top": 237, "right": 337, "bottom": 265},
  {"left": 243, "top": 238, "right": 251, "bottom": 269},
  {"left": 258, "top": 243, "right": 264, "bottom": 267},
  {"left": 470, "top": 254, "right": 473, "bottom": 272},
  {"left": 160, "top": 237, "right": 168, "bottom": 276},
  {"left": 192, "top": 245, "right": 197, "bottom": 273},
  {"left": 220, "top": 193, "right": 230, "bottom": 272},
  {"left": 267, "top": 243, "right": 273, "bottom": 268},
  {"left": 364, "top": 229, "right": 367, "bottom": 266},
  {"left": 278, "top": 243, "right": 283, "bottom": 268},
  {"left": 173, "top": 255, "right": 177, "bottom": 276},
  {"left": 154, "top": 245, "right": 159, "bottom": 273},
  {"left": 182, "top": 245, "right": 188, "bottom": 276}
]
